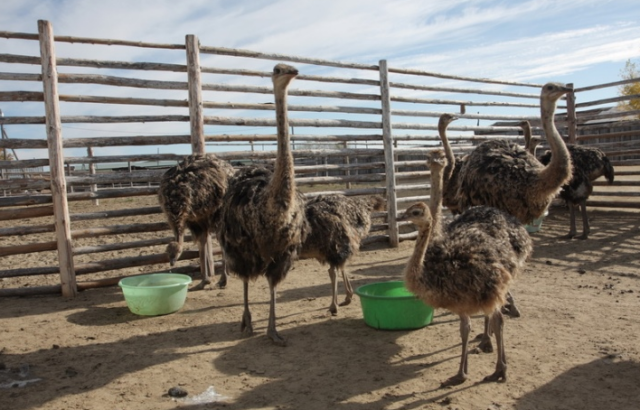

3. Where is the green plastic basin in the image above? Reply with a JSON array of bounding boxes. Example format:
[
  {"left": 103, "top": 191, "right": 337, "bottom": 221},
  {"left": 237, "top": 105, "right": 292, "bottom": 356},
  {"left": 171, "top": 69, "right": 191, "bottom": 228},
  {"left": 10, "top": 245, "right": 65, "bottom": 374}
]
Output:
[
  {"left": 526, "top": 210, "right": 549, "bottom": 233},
  {"left": 118, "top": 273, "right": 192, "bottom": 316},
  {"left": 355, "top": 281, "right": 434, "bottom": 330}
]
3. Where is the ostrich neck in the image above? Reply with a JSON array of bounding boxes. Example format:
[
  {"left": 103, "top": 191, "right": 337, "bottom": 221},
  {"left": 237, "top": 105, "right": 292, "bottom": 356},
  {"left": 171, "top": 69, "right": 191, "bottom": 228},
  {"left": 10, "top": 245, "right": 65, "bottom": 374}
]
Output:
[
  {"left": 439, "top": 122, "right": 455, "bottom": 183},
  {"left": 429, "top": 166, "right": 444, "bottom": 238},
  {"left": 538, "top": 100, "right": 572, "bottom": 191},
  {"left": 404, "top": 221, "right": 433, "bottom": 291},
  {"left": 268, "top": 83, "right": 295, "bottom": 205}
]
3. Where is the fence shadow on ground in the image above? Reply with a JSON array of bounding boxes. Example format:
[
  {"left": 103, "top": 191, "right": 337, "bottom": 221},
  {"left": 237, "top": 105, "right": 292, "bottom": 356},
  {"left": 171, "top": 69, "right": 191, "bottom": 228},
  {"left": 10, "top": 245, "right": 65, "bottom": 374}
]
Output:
[
  {"left": 529, "top": 208, "right": 640, "bottom": 278},
  {"left": 516, "top": 356, "right": 640, "bottom": 410}
]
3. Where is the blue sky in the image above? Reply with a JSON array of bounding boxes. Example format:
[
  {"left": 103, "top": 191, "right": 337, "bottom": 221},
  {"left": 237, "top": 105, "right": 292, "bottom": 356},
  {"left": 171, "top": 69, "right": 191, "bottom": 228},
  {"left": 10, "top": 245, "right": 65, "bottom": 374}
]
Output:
[{"left": 1, "top": 0, "right": 640, "bottom": 160}]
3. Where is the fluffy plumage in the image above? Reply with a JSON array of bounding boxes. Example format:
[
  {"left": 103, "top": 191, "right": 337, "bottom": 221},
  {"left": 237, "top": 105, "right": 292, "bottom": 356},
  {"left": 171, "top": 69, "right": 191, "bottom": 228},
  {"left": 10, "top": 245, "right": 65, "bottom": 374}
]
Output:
[
  {"left": 539, "top": 145, "right": 614, "bottom": 239},
  {"left": 456, "top": 83, "right": 573, "bottom": 225},
  {"left": 158, "top": 153, "right": 234, "bottom": 289},
  {"left": 399, "top": 150, "right": 532, "bottom": 387},
  {"left": 301, "top": 194, "right": 385, "bottom": 314}
]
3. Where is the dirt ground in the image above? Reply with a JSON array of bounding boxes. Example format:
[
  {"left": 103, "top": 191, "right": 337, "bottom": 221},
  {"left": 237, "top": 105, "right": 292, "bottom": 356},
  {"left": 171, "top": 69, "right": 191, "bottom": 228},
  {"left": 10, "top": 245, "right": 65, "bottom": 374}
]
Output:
[{"left": 1, "top": 200, "right": 640, "bottom": 410}]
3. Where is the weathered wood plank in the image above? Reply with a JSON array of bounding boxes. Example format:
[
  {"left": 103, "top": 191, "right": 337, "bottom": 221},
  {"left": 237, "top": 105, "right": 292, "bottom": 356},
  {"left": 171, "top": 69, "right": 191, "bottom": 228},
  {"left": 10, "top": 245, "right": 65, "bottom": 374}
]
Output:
[
  {"left": 379, "top": 60, "right": 398, "bottom": 246},
  {"left": 39, "top": 19, "right": 77, "bottom": 297}
]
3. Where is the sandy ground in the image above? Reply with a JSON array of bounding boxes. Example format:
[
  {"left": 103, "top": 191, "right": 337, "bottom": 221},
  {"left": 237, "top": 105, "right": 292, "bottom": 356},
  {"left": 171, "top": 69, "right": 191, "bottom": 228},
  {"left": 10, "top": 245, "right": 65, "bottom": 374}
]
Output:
[{"left": 1, "top": 199, "right": 640, "bottom": 410}]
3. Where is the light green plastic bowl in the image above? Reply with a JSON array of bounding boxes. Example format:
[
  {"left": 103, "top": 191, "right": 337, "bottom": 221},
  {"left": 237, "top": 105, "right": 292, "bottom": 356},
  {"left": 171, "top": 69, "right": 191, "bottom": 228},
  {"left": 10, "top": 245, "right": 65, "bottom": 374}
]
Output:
[
  {"left": 118, "top": 273, "right": 192, "bottom": 316},
  {"left": 526, "top": 210, "right": 549, "bottom": 233},
  {"left": 355, "top": 281, "right": 434, "bottom": 330}
]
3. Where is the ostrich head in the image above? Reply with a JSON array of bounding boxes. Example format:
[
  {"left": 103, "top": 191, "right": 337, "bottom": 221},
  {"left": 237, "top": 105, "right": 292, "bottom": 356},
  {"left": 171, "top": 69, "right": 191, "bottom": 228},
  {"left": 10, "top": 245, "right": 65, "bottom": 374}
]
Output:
[
  {"left": 541, "top": 82, "right": 571, "bottom": 105},
  {"left": 165, "top": 242, "right": 181, "bottom": 266},
  {"left": 428, "top": 149, "right": 448, "bottom": 171},
  {"left": 272, "top": 63, "right": 299, "bottom": 89},
  {"left": 439, "top": 113, "right": 457, "bottom": 127},
  {"left": 369, "top": 195, "right": 387, "bottom": 212},
  {"left": 397, "top": 202, "right": 432, "bottom": 229},
  {"left": 517, "top": 120, "right": 530, "bottom": 130}
]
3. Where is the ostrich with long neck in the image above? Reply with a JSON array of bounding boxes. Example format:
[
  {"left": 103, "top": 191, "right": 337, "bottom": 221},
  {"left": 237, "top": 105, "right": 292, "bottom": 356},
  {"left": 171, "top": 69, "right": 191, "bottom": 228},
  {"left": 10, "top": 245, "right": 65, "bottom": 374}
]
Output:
[
  {"left": 438, "top": 113, "right": 464, "bottom": 215},
  {"left": 218, "top": 64, "right": 309, "bottom": 345},
  {"left": 398, "top": 150, "right": 532, "bottom": 387},
  {"left": 456, "top": 83, "right": 573, "bottom": 225},
  {"left": 519, "top": 119, "right": 541, "bottom": 155}
]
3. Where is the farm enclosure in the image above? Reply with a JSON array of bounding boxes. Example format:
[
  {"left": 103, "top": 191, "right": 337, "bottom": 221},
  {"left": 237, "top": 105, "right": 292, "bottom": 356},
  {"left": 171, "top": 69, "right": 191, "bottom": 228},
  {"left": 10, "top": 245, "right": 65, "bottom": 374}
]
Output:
[{"left": 1, "top": 20, "right": 640, "bottom": 298}]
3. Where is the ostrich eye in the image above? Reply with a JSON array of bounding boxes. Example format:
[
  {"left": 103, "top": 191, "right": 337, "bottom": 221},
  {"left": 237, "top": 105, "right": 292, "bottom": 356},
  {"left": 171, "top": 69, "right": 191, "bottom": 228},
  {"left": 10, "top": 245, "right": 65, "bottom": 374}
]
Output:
[
  {"left": 274, "top": 68, "right": 281, "bottom": 74},
  {"left": 546, "top": 85, "right": 554, "bottom": 91}
]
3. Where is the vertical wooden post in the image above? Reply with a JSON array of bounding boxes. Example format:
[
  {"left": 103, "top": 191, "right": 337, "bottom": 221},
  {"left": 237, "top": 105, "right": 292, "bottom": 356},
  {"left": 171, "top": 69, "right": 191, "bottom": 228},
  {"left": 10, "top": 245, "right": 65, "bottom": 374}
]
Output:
[
  {"left": 185, "top": 34, "right": 215, "bottom": 282},
  {"left": 185, "top": 34, "right": 205, "bottom": 154},
  {"left": 38, "top": 20, "right": 77, "bottom": 297},
  {"left": 87, "top": 147, "right": 99, "bottom": 205},
  {"left": 566, "top": 83, "right": 577, "bottom": 144},
  {"left": 378, "top": 60, "right": 399, "bottom": 247}
]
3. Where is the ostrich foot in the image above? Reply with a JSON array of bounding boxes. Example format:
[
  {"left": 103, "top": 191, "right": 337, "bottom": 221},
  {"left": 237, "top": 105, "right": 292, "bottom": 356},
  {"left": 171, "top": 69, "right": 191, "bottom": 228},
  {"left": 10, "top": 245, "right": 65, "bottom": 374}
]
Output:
[
  {"left": 483, "top": 368, "right": 507, "bottom": 383},
  {"left": 216, "top": 275, "right": 227, "bottom": 289},
  {"left": 501, "top": 303, "right": 521, "bottom": 318},
  {"left": 329, "top": 304, "right": 338, "bottom": 316},
  {"left": 470, "top": 335, "right": 493, "bottom": 354},
  {"left": 240, "top": 311, "right": 253, "bottom": 336},
  {"left": 577, "top": 233, "right": 589, "bottom": 240},
  {"left": 189, "top": 279, "right": 209, "bottom": 292},
  {"left": 440, "top": 373, "right": 467, "bottom": 388},
  {"left": 339, "top": 298, "right": 352, "bottom": 307},
  {"left": 267, "top": 329, "right": 287, "bottom": 347},
  {"left": 560, "top": 232, "right": 576, "bottom": 240}
]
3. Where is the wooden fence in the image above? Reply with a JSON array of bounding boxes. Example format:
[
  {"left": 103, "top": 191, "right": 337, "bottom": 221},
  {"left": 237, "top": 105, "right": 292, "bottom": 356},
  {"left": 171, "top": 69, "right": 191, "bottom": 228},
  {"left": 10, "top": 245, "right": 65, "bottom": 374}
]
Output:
[{"left": 0, "top": 20, "right": 638, "bottom": 297}]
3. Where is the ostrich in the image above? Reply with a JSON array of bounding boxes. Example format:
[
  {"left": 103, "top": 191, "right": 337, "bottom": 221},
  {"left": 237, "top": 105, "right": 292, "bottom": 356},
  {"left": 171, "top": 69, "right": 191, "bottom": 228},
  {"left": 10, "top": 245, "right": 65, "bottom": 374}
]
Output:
[
  {"left": 438, "top": 113, "right": 464, "bottom": 215},
  {"left": 301, "top": 194, "right": 385, "bottom": 315},
  {"left": 398, "top": 150, "right": 532, "bottom": 387},
  {"left": 217, "top": 63, "right": 309, "bottom": 346},
  {"left": 456, "top": 83, "right": 573, "bottom": 225},
  {"left": 439, "top": 113, "right": 521, "bottom": 321},
  {"left": 519, "top": 120, "right": 540, "bottom": 155},
  {"left": 158, "top": 154, "right": 235, "bottom": 290},
  {"left": 539, "top": 145, "right": 615, "bottom": 239}
]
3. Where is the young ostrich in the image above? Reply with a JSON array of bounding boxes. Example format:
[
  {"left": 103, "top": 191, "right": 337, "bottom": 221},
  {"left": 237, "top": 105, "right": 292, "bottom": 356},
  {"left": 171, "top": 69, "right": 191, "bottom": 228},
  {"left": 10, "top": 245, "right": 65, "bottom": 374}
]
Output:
[
  {"left": 456, "top": 83, "right": 573, "bottom": 225},
  {"left": 438, "top": 113, "right": 464, "bottom": 215},
  {"left": 217, "top": 64, "right": 309, "bottom": 346},
  {"left": 539, "top": 145, "right": 615, "bottom": 239},
  {"left": 520, "top": 120, "right": 540, "bottom": 155},
  {"left": 158, "top": 154, "right": 235, "bottom": 290},
  {"left": 301, "top": 194, "right": 385, "bottom": 315},
  {"left": 398, "top": 150, "right": 532, "bottom": 387}
]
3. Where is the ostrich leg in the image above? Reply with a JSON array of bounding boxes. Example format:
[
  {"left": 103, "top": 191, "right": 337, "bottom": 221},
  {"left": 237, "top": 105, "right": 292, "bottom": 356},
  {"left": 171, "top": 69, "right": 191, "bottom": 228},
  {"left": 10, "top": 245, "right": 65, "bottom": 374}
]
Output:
[
  {"left": 190, "top": 235, "right": 212, "bottom": 291},
  {"left": 578, "top": 200, "right": 590, "bottom": 240},
  {"left": 328, "top": 266, "right": 339, "bottom": 315},
  {"left": 441, "top": 315, "right": 471, "bottom": 388},
  {"left": 563, "top": 204, "right": 578, "bottom": 239},
  {"left": 339, "top": 267, "right": 354, "bottom": 307},
  {"left": 266, "top": 277, "right": 286, "bottom": 346},
  {"left": 483, "top": 310, "right": 507, "bottom": 382},
  {"left": 241, "top": 281, "right": 253, "bottom": 336}
]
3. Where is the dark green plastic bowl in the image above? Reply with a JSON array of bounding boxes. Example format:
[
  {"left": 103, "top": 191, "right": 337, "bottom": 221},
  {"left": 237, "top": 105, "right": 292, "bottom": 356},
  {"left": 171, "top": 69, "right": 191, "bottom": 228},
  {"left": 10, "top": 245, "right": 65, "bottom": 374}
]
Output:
[{"left": 355, "top": 281, "right": 434, "bottom": 330}]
